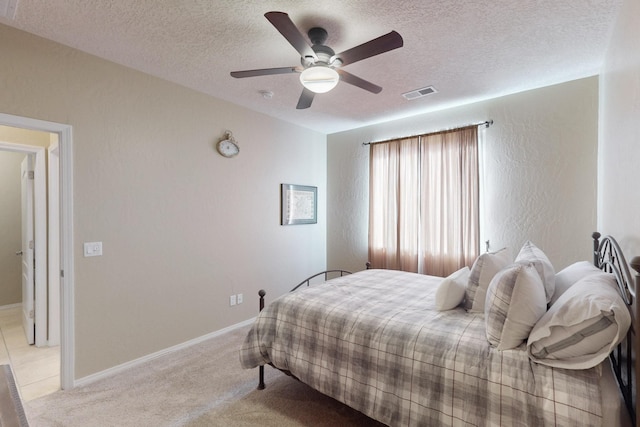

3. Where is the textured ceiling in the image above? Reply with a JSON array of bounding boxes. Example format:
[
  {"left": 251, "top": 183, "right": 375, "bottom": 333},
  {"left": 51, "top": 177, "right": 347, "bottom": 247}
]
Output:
[{"left": 0, "top": 0, "right": 622, "bottom": 134}]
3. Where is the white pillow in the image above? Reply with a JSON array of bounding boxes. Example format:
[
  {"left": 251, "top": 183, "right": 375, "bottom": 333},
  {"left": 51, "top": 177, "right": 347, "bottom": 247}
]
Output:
[
  {"left": 485, "top": 264, "right": 547, "bottom": 350},
  {"left": 435, "top": 266, "right": 470, "bottom": 311},
  {"left": 527, "top": 273, "right": 630, "bottom": 369},
  {"left": 515, "top": 241, "right": 555, "bottom": 304},
  {"left": 551, "top": 261, "right": 602, "bottom": 305},
  {"left": 465, "top": 248, "right": 512, "bottom": 312}
]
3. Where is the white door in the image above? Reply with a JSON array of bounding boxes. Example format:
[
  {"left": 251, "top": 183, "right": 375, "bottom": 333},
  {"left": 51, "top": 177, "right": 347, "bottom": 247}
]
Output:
[{"left": 21, "top": 155, "right": 35, "bottom": 345}]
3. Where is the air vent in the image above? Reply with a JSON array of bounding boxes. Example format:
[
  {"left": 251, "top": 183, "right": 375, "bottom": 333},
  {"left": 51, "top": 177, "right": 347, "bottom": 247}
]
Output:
[
  {"left": 0, "top": 0, "right": 18, "bottom": 19},
  {"left": 402, "top": 86, "right": 438, "bottom": 100}
]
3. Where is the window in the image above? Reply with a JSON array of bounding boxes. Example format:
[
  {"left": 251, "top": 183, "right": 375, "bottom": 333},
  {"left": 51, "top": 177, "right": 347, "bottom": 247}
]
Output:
[{"left": 368, "top": 126, "right": 479, "bottom": 276}]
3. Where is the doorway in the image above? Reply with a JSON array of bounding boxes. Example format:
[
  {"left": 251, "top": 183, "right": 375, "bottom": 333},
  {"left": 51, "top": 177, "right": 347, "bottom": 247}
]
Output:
[
  {"left": 0, "top": 139, "right": 57, "bottom": 399},
  {"left": 0, "top": 113, "right": 74, "bottom": 391}
]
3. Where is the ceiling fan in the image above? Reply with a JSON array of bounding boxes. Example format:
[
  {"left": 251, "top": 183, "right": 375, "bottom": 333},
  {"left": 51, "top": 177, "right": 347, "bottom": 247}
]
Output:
[{"left": 230, "top": 11, "right": 403, "bottom": 109}]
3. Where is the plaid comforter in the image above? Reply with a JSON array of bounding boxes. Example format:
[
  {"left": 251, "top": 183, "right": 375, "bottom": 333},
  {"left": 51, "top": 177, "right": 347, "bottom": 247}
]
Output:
[{"left": 240, "top": 269, "right": 603, "bottom": 426}]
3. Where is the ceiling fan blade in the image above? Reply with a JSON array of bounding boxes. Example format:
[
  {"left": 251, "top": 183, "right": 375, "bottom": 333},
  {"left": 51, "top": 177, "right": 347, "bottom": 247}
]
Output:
[
  {"left": 265, "top": 11, "right": 317, "bottom": 61},
  {"left": 230, "top": 66, "right": 300, "bottom": 78},
  {"left": 296, "top": 88, "right": 315, "bottom": 109},
  {"left": 334, "top": 31, "right": 403, "bottom": 66},
  {"left": 337, "top": 70, "right": 382, "bottom": 94}
]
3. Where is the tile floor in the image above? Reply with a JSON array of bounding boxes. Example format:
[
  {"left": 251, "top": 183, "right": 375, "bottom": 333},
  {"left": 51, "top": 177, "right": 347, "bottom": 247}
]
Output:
[{"left": 0, "top": 304, "right": 60, "bottom": 401}]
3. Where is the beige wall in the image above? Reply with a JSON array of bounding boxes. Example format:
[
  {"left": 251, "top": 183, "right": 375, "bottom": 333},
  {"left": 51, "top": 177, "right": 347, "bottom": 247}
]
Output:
[
  {"left": 327, "top": 77, "right": 599, "bottom": 273},
  {"left": 0, "top": 24, "right": 327, "bottom": 379},
  {"left": 0, "top": 151, "right": 25, "bottom": 306},
  {"left": 599, "top": 0, "right": 640, "bottom": 258}
]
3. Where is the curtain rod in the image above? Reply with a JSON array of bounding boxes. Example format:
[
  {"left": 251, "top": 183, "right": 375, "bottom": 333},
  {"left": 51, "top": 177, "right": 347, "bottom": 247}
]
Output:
[{"left": 362, "top": 119, "right": 494, "bottom": 146}]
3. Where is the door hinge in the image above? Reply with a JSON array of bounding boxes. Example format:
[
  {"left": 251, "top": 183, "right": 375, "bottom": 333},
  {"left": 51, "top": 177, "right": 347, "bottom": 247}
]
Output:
[
  {"left": 29, "top": 240, "right": 34, "bottom": 249},
  {"left": 28, "top": 170, "right": 34, "bottom": 180},
  {"left": 60, "top": 270, "right": 64, "bottom": 278},
  {"left": 29, "top": 310, "right": 34, "bottom": 319}
]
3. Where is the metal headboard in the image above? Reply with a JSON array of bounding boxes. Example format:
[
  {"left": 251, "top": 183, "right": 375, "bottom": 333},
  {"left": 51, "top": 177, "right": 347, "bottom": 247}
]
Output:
[{"left": 592, "top": 232, "right": 640, "bottom": 426}]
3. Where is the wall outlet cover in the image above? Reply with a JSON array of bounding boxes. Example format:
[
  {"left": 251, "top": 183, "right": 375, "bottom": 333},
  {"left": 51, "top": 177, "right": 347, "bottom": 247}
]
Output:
[{"left": 83, "top": 242, "right": 103, "bottom": 257}]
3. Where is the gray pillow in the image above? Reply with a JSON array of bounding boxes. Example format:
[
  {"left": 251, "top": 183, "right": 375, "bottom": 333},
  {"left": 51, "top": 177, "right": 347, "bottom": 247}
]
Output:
[
  {"left": 485, "top": 264, "right": 547, "bottom": 350},
  {"left": 464, "top": 248, "right": 512, "bottom": 312}
]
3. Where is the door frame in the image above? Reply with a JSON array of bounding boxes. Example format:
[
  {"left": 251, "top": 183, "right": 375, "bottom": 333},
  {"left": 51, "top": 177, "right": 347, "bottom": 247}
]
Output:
[
  {"left": 0, "top": 113, "right": 74, "bottom": 390},
  {"left": 48, "top": 140, "right": 61, "bottom": 346}
]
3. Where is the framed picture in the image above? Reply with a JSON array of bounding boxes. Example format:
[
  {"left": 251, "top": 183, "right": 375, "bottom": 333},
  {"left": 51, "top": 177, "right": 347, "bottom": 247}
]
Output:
[{"left": 281, "top": 184, "right": 317, "bottom": 225}]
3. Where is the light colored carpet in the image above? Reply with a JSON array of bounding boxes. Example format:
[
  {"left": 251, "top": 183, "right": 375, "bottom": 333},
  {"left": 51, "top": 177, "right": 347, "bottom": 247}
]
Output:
[{"left": 25, "top": 326, "right": 384, "bottom": 426}]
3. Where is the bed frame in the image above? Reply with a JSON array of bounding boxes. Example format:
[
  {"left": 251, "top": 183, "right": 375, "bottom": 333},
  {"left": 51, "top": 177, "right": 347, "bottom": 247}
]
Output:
[
  {"left": 254, "top": 233, "right": 640, "bottom": 426},
  {"left": 257, "top": 269, "right": 351, "bottom": 390},
  {"left": 592, "top": 232, "right": 640, "bottom": 426}
]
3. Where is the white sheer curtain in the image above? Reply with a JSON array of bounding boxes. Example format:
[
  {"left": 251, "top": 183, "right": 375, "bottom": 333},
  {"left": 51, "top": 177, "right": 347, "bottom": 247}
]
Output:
[{"left": 368, "top": 126, "right": 479, "bottom": 276}]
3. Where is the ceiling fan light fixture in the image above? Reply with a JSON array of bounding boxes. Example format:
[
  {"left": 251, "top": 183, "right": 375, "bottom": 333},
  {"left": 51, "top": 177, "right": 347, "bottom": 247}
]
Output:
[{"left": 299, "top": 66, "right": 339, "bottom": 93}]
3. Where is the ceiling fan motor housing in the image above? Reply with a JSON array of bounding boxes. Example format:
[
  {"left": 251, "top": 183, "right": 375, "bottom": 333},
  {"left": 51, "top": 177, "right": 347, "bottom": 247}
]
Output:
[
  {"left": 308, "top": 27, "right": 328, "bottom": 45},
  {"left": 302, "top": 28, "right": 337, "bottom": 67}
]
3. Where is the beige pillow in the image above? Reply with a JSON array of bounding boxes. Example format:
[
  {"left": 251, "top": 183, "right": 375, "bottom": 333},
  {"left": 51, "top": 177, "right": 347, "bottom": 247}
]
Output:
[
  {"left": 485, "top": 264, "right": 547, "bottom": 350},
  {"left": 465, "top": 248, "right": 512, "bottom": 312},
  {"left": 435, "top": 266, "right": 470, "bottom": 311},
  {"left": 514, "top": 241, "right": 555, "bottom": 304}
]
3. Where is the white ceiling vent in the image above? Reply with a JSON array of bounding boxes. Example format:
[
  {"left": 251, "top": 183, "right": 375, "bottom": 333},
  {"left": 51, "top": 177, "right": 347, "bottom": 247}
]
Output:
[
  {"left": 402, "top": 86, "right": 438, "bottom": 100},
  {"left": 0, "top": 0, "right": 18, "bottom": 19}
]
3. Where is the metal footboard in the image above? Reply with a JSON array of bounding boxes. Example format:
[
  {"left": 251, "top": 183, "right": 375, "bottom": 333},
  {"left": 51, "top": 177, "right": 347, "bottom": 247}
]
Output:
[
  {"left": 256, "top": 269, "right": 352, "bottom": 390},
  {"left": 289, "top": 269, "right": 352, "bottom": 292}
]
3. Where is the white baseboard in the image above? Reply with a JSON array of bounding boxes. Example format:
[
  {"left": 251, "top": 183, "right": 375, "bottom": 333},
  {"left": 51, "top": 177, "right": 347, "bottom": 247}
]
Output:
[
  {"left": 74, "top": 317, "right": 256, "bottom": 388},
  {"left": 0, "top": 303, "right": 22, "bottom": 311}
]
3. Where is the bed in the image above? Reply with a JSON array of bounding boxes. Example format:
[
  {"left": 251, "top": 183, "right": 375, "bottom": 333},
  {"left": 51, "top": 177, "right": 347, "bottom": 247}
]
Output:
[{"left": 240, "top": 233, "right": 639, "bottom": 426}]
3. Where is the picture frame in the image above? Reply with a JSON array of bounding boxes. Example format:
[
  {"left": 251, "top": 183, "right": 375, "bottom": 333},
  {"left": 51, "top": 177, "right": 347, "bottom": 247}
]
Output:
[{"left": 281, "top": 184, "right": 317, "bottom": 225}]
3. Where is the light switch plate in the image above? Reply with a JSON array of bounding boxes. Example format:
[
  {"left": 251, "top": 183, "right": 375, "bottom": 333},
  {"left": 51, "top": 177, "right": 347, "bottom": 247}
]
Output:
[{"left": 83, "top": 242, "right": 103, "bottom": 257}]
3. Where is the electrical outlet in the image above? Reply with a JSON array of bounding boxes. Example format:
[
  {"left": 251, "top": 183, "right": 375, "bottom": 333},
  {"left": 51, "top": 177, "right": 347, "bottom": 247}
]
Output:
[
  {"left": 237, "top": 293, "right": 243, "bottom": 304},
  {"left": 229, "top": 295, "right": 237, "bottom": 306}
]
